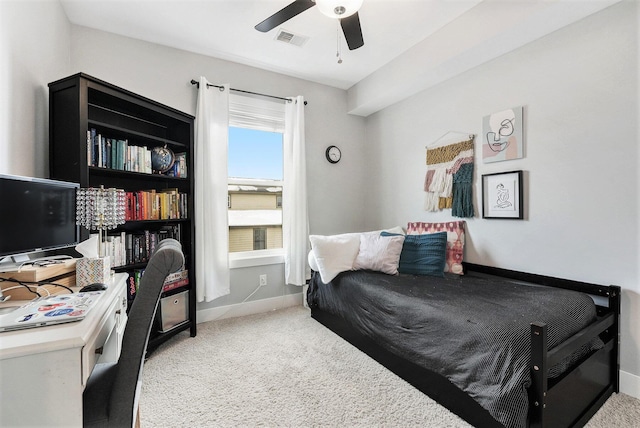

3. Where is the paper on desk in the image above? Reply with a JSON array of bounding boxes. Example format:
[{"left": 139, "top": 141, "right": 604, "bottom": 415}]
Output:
[{"left": 75, "top": 235, "right": 99, "bottom": 258}]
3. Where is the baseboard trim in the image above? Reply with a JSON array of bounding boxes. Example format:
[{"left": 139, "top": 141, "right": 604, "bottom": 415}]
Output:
[
  {"left": 196, "top": 292, "right": 303, "bottom": 324},
  {"left": 620, "top": 369, "right": 640, "bottom": 399}
]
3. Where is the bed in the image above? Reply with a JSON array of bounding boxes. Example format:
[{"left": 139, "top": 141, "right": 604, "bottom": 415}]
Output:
[{"left": 306, "top": 263, "right": 620, "bottom": 428}]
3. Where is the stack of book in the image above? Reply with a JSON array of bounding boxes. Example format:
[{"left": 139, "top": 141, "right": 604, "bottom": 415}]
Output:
[
  {"left": 162, "top": 269, "right": 189, "bottom": 293},
  {"left": 126, "top": 269, "right": 189, "bottom": 301}
]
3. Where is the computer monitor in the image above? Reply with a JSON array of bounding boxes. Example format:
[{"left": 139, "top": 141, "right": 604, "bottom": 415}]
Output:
[{"left": 0, "top": 174, "right": 79, "bottom": 266}]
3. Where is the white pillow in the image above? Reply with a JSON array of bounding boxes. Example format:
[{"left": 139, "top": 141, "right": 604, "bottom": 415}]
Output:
[
  {"left": 309, "top": 234, "right": 361, "bottom": 283},
  {"left": 353, "top": 233, "right": 405, "bottom": 275},
  {"left": 308, "top": 250, "right": 319, "bottom": 272}
]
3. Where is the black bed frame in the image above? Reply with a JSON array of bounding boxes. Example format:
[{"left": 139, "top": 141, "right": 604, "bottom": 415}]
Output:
[{"left": 310, "top": 262, "right": 620, "bottom": 428}]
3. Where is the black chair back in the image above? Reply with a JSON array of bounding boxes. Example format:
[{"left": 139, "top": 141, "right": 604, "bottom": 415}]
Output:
[{"left": 84, "top": 238, "right": 184, "bottom": 427}]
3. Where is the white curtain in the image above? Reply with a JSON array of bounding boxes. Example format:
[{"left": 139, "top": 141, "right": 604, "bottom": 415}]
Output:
[
  {"left": 283, "top": 96, "right": 309, "bottom": 286},
  {"left": 194, "top": 77, "right": 230, "bottom": 302}
]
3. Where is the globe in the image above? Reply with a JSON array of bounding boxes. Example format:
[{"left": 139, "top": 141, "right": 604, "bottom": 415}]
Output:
[{"left": 151, "top": 146, "right": 175, "bottom": 173}]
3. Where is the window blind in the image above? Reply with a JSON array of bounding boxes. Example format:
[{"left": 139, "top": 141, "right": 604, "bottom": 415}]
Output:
[{"left": 229, "top": 93, "right": 285, "bottom": 133}]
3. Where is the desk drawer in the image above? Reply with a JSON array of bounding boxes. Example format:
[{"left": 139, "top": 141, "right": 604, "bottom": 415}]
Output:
[{"left": 81, "top": 293, "right": 125, "bottom": 385}]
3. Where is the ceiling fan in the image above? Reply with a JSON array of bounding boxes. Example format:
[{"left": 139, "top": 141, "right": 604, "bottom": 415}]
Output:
[{"left": 255, "top": 0, "right": 364, "bottom": 50}]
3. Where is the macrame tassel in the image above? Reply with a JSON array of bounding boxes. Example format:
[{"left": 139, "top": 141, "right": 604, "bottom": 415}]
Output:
[
  {"left": 452, "top": 163, "right": 474, "bottom": 218},
  {"left": 442, "top": 173, "right": 453, "bottom": 198},
  {"left": 429, "top": 168, "right": 446, "bottom": 193},
  {"left": 424, "top": 170, "right": 435, "bottom": 191},
  {"left": 440, "top": 197, "right": 452, "bottom": 209},
  {"left": 452, "top": 183, "right": 474, "bottom": 217},
  {"left": 424, "top": 192, "right": 440, "bottom": 211}
]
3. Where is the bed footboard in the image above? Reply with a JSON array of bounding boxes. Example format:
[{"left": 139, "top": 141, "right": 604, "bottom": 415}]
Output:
[{"left": 529, "top": 286, "right": 620, "bottom": 428}]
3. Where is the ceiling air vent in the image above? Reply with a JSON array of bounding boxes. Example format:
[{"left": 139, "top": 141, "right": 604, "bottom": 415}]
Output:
[{"left": 275, "top": 29, "right": 309, "bottom": 47}]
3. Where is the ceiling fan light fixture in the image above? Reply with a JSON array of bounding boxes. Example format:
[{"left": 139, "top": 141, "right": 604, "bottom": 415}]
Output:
[{"left": 315, "top": 0, "right": 363, "bottom": 19}]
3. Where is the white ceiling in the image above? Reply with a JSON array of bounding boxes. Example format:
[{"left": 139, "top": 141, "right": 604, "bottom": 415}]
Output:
[{"left": 59, "top": 0, "right": 620, "bottom": 116}]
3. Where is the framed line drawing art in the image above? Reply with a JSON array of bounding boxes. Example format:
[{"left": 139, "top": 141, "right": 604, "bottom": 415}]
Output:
[
  {"left": 482, "top": 106, "right": 524, "bottom": 163},
  {"left": 482, "top": 170, "right": 523, "bottom": 219}
]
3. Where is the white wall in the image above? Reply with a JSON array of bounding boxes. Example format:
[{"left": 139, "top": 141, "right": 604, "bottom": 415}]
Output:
[
  {"left": 68, "top": 25, "right": 368, "bottom": 312},
  {"left": 364, "top": 2, "right": 639, "bottom": 395},
  {"left": 0, "top": 0, "right": 71, "bottom": 177}
]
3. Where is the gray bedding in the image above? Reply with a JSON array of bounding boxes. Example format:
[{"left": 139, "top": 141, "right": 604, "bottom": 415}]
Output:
[{"left": 307, "top": 270, "right": 602, "bottom": 428}]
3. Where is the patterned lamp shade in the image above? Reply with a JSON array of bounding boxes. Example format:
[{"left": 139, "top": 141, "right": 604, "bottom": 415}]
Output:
[{"left": 76, "top": 186, "right": 126, "bottom": 257}]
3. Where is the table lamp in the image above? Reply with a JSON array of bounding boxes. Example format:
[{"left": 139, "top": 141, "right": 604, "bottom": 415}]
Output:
[{"left": 75, "top": 186, "right": 126, "bottom": 287}]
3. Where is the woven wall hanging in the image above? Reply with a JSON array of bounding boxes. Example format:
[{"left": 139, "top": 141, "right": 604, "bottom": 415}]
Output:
[{"left": 424, "top": 136, "right": 475, "bottom": 218}]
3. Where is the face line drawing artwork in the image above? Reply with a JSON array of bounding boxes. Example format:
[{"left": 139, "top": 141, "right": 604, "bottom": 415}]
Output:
[
  {"left": 482, "top": 106, "right": 523, "bottom": 163},
  {"left": 486, "top": 117, "right": 515, "bottom": 153}
]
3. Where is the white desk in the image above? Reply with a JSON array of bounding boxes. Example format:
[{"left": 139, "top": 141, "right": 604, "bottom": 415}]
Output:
[{"left": 0, "top": 273, "right": 128, "bottom": 427}]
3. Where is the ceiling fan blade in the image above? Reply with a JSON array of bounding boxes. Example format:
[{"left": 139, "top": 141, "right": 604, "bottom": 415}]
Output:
[
  {"left": 255, "top": 0, "right": 316, "bottom": 33},
  {"left": 340, "top": 12, "right": 364, "bottom": 50}
]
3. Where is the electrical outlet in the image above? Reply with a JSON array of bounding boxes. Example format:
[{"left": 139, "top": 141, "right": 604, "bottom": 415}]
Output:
[{"left": 259, "top": 274, "right": 267, "bottom": 287}]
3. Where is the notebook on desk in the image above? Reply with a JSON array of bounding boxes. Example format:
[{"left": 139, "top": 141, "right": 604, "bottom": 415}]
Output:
[{"left": 0, "top": 291, "right": 104, "bottom": 332}]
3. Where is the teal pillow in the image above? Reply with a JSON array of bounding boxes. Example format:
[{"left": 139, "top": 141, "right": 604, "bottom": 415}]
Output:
[{"left": 383, "top": 231, "right": 447, "bottom": 277}]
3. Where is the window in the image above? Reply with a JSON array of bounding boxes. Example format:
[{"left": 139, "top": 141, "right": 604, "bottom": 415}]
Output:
[
  {"left": 253, "top": 228, "right": 266, "bottom": 250},
  {"left": 227, "top": 94, "right": 285, "bottom": 258}
]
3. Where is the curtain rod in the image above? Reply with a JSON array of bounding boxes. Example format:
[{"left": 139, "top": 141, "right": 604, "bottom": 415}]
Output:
[{"left": 190, "top": 79, "right": 307, "bottom": 105}]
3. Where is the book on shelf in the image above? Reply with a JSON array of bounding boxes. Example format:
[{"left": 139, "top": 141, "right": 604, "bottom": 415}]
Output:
[
  {"left": 124, "top": 190, "right": 188, "bottom": 221},
  {"left": 165, "top": 152, "right": 188, "bottom": 178},
  {"left": 87, "top": 130, "right": 92, "bottom": 166},
  {"left": 126, "top": 270, "right": 141, "bottom": 301},
  {"left": 87, "top": 128, "right": 188, "bottom": 177},
  {"left": 97, "top": 224, "right": 182, "bottom": 268},
  {"left": 125, "top": 268, "right": 189, "bottom": 301},
  {"left": 162, "top": 269, "right": 189, "bottom": 292},
  {"left": 105, "top": 138, "right": 111, "bottom": 168},
  {"left": 87, "top": 128, "right": 152, "bottom": 173}
]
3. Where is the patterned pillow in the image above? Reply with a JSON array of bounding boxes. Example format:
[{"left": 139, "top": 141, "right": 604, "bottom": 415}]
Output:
[
  {"left": 406, "top": 221, "right": 465, "bottom": 274},
  {"left": 392, "top": 232, "right": 447, "bottom": 277}
]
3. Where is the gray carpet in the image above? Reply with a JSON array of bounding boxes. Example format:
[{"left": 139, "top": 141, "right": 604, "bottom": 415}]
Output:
[{"left": 140, "top": 306, "right": 640, "bottom": 427}]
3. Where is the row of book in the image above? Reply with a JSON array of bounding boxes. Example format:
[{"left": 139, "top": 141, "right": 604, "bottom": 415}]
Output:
[
  {"left": 124, "top": 189, "right": 188, "bottom": 221},
  {"left": 96, "top": 224, "right": 183, "bottom": 268},
  {"left": 126, "top": 268, "right": 189, "bottom": 301},
  {"left": 87, "top": 128, "right": 187, "bottom": 177}
]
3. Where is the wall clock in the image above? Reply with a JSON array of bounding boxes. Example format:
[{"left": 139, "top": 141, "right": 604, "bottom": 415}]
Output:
[{"left": 325, "top": 145, "right": 341, "bottom": 164}]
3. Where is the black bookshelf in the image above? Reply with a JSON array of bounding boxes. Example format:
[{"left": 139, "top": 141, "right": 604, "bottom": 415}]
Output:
[{"left": 49, "top": 73, "right": 196, "bottom": 352}]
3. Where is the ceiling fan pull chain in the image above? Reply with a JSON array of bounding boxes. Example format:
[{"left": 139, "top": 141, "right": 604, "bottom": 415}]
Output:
[{"left": 336, "top": 22, "right": 343, "bottom": 64}]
